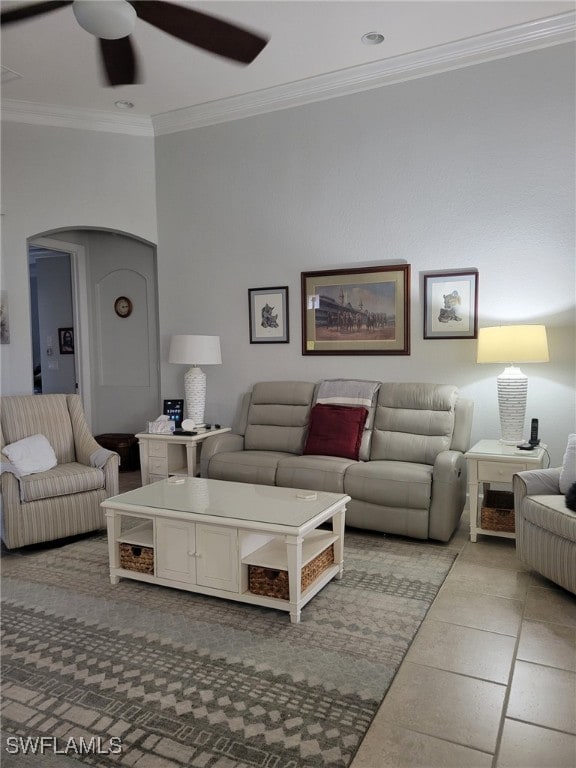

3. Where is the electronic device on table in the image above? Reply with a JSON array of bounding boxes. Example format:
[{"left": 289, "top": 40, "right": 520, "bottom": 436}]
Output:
[
  {"left": 517, "top": 418, "right": 540, "bottom": 450},
  {"left": 163, "top": 399, "right": 184, "bottom": 429}
]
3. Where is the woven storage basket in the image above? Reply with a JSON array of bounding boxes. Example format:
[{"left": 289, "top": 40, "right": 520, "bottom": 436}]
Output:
[
  {"left": 119, "top": 543, "right": 154, "bottom": 574},
  {"left": 249, "top": 544, "right": 334, "bottom": 600},
  {"left": 481, "top": 490, "right": 515, "bottom": 533}
]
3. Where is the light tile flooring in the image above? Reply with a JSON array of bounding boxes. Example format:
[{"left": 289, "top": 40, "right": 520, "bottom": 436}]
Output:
[
  {"left": 350, "top": 510, "right": 576, "bottom": 768},
  {"left": 117, "top": 473, "right": 576, "bottom": 768}
]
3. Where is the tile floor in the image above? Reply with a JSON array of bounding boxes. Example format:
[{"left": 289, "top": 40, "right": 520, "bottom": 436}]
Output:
[
  {"left": 350, "top": 510, "right": 576, "bottom": 768},
  {"left": 117, "top": 473, "right": 576, "bottom": 768}
]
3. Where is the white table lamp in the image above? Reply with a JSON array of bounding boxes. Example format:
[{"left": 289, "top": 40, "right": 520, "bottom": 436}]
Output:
[
  {"left": 477, "top": 324, "right": 549, "bottom": 444},
  {"left": 168, "top": 335, "right": 222, "bottom": 426}
]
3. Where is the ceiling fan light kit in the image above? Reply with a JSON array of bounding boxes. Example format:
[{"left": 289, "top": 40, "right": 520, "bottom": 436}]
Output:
[
  {"left": 1, "top": 0, "right": 269, "bottom": 86},
  {"left": 72, "top": 0, "right": 136, "bottom": 40}
]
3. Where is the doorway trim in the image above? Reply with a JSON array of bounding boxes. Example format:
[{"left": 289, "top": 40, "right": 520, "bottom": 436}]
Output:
[{"left": 29, "top": 236, "right": 92, "bottom": 425}]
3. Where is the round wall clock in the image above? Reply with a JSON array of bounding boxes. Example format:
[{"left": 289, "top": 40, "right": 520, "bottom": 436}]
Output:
[{"left": 114, "top": 296, "right": 133, "bottom": 318}]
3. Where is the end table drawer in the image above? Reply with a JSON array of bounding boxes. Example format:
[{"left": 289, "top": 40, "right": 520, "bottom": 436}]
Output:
[
  {"left": 148, "top": 442, "right": 167, "bottom": 458},
  {"left": 478, "top": 461, "right": 525, "bottom": 483}
]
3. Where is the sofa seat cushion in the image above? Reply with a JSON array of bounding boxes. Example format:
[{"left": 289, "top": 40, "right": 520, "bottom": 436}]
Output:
[
  {"left": 345, "top": 460, "right": 433, "bottom": 510},
  {"left": 520, "top": 495, "right": 576, "bottom": 542},
  {"left": 19, "top": 462, "right": 105, "bottom": 502},
  {"left": 207, "top": 451, "right": 292, "bottom": 486},
  {"left": 276, "top": 455, "right": 358, "bottom": 493}
]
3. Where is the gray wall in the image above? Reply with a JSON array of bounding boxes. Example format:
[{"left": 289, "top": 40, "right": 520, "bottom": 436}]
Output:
[
  {"left": 0, "top": 124, "right": 157, "bottom": 397},
  {"left": 1, "top": 44, "right": 574, "bottom": 465},
  {"left": 155, "top": 45, "right": 575, "bottom": 464}
]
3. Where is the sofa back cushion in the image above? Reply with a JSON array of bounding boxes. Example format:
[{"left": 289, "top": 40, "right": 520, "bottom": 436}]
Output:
[
  {"left": 244, "top": 382, "right": 316, "bottom": 454},
  {"left": 0, "top": 394, "right": 75, "bottom": 464},
  {"left": 370, "top": 383, "right": 458, "bottom": 465}
]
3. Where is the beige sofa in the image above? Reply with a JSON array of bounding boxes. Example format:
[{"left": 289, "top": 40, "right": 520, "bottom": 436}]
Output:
[{"left": 202, "top": 380, "right": 474, "bottom": 542}]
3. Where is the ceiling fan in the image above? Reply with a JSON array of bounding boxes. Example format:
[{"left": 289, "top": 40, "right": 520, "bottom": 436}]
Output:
[{"left": 0, "top": 0, "right": 269, "bottom": 86}]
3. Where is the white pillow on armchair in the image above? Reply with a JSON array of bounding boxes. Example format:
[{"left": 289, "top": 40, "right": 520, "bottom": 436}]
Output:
[{"left": 2, "top": 433, "right": 58, "bottom": 476}]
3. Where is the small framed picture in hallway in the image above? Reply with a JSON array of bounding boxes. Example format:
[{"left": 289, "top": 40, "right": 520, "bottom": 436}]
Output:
[{"left": 58, "top": 327, "right": 74, "bottom": 354}]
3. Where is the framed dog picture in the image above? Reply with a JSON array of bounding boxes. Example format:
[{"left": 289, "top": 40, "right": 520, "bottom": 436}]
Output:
[
  {"left": 248, "top": 287, "right": 289, "bottom": 343},
  {"left": 423, "top": 270, "right": 478, "bottom": 339}
]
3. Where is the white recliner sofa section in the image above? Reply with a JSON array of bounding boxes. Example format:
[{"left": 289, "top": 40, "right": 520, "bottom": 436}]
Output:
[{"left": 201, "top": 380, "right": 474, "bottom": 542}]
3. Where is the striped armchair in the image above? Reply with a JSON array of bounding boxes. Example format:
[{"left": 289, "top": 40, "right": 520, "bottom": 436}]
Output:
[
  {"left": 1, "top": 394, "right": 119, "bottom": 549},
  {"left": 513, "top": 467, "right": 576, "bottom": 595}
]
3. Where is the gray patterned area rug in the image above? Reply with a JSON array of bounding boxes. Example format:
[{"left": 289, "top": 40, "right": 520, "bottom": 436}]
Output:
[{"left": 1, "top": 530, "right": 458, "bottom": 768}]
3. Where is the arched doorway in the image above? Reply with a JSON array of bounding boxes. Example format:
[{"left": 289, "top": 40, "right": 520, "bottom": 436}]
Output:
[{"left": 28, "top": 228, "right": 159, "bottom": 434}]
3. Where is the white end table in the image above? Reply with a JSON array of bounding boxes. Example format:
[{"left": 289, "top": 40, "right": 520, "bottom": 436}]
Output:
[
  {"left": 465, "top": 439, "right": 548, "bottom": 542},
  {"left": 136, "top": 427, "right": 230, "bottom": 485}
]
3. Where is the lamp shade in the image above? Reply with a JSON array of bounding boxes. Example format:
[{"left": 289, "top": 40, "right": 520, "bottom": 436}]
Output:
[
  {"left": 168, "top": 335, "right": 222, "bottom": 366},
  {"left": 477, "top": 325, "right": 549, "bottom": 364}
]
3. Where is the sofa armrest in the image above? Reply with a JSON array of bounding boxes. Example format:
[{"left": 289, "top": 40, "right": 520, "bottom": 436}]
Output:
[
  {"left": 428, "top": 450, "right": 467, "bottom": 542},
  {"left": 513, "top": 467, "right": 561, "bottom": 504},
  {"left": 200, "top": 433, "right": 245, "bottom": 477}
]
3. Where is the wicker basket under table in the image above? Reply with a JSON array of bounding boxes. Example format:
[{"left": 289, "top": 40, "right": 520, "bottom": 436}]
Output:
[
  {"left": 249, "top": 544, "right": 334, "bottom": 600},
  {"left": 481, "top": 490, "right": 515, "bottom": 533},
  {"left": 119, "top": 543, "right": 154, "bottom": 574}
]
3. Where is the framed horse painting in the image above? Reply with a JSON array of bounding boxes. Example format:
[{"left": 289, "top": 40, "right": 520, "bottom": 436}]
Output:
[{"left": 301, "top": 264, "right": 410, "bottom": 355}]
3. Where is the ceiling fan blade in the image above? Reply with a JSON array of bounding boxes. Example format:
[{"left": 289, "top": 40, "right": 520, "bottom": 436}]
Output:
[
  {"left": 131, "top": 1, "right": 268, "bottom": 64},
  {"left": 99, "top": 35, "right": 139, "bottom": 86},
  {"left": 0, "top": 0, "right": 72, "bottom": 25}
]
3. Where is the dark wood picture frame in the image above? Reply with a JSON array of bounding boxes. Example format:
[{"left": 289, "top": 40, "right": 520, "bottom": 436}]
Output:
[
  {"left": 58, "top": 327, "right": 74, "bottom": 354},
  {"left": 301, "top": 264, "right": 410, "bottom": 355},
  {"left": 248, "top": 286, "right": 290, "bottom": 344},
  {"left": 423, "top": 270, "right": 479, "bottom": 339}
]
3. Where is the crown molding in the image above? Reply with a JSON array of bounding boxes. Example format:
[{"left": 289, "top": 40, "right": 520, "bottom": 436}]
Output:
[
  {"left": 1, "top": 12, "right": 573, "bottom": 137},
  {"left": 1, "top": 100, "right": 154, "bottom": 136},
  {"left": 153, "top": 11, "right": 575, "bottom": 136}
]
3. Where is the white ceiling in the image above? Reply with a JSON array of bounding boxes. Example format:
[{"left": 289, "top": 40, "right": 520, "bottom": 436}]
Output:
[{"left": 1, "top": 1, "right": 575, "bottom": 126}]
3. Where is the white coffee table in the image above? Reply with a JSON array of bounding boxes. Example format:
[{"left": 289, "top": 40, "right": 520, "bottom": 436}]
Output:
[{"left": 102, "top": 478, "right": 350, "bottom": 623}]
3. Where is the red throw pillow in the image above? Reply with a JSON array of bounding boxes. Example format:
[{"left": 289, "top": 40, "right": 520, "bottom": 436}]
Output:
[{"left": 303, "top": 404, "right": 368, "bottom": 461}]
